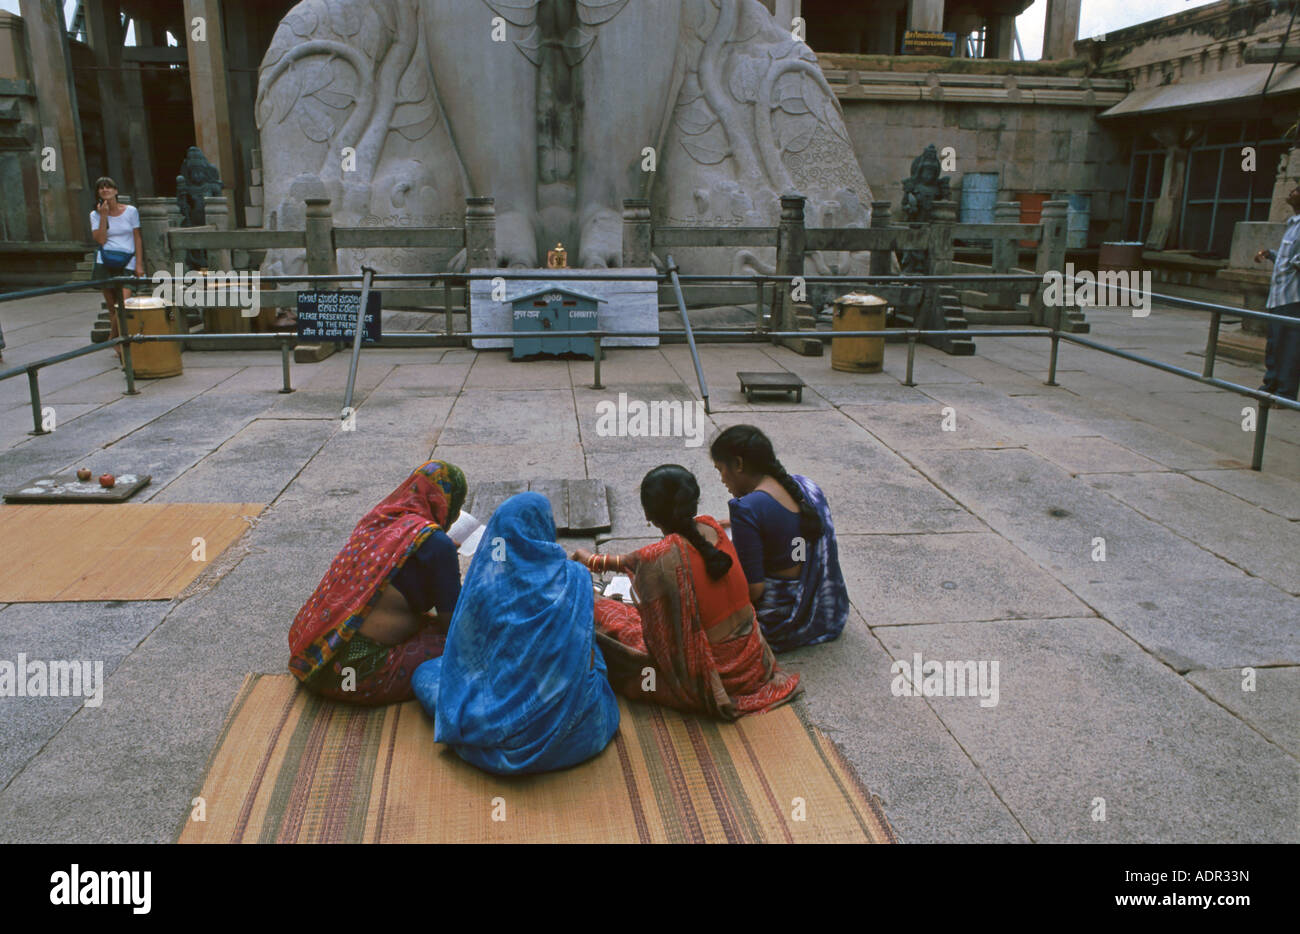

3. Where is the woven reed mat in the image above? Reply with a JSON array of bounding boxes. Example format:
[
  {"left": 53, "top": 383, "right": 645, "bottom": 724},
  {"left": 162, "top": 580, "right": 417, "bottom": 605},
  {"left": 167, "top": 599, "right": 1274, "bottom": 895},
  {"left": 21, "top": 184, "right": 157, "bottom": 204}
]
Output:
[
  {"left": 178, "top": 674, "right": 897, "bottom": 844},
  {"left": 0, "top": 503, "right": 262, "bottom": 601}
]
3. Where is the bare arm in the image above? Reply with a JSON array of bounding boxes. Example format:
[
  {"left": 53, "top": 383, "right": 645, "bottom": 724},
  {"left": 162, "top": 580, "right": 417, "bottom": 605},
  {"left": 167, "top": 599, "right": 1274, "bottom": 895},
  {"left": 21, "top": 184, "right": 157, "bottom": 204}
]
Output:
[
  {"left": 133, "top": 227, "right": 144, "bottom": 275},
  {"left": 92, "top": 209, "right": 109, "bottom": 246},
  {"left": 748, "top": 581, "right": 765, "bottom": 603}
]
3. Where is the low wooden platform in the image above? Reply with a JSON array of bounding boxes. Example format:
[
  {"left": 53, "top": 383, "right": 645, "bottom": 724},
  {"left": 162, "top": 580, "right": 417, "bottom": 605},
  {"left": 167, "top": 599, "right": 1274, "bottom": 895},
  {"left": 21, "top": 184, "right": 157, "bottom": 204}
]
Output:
[
  {"left": 466, "top": 479, "right": 610, "bottom": 534},
  {"left": 737, "top": 371, "right": 804, "bottom": 403}
]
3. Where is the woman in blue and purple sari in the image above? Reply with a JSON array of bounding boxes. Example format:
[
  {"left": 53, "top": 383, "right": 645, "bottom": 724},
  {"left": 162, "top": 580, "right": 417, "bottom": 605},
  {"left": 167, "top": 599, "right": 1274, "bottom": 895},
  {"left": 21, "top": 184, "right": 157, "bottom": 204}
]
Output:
[{"left": 710, "top": 425, "right": 849, "bottom": 652}]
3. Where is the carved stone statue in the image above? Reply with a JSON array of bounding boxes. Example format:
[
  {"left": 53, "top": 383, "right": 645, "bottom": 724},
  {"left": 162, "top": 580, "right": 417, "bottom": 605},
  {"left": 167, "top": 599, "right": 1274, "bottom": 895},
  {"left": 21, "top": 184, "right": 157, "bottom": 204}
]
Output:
[
  {"left": 176, "top": 145, "right": 223, "bottom": 227},
  {"left": 256, "top": 0, "right": 873, "bottom": 275},
  {"left": 175, "top": 146, "right": 224, "bottom": 269},
  {"left": 898, "top": 143, "right": 951, "bottom": 275}
]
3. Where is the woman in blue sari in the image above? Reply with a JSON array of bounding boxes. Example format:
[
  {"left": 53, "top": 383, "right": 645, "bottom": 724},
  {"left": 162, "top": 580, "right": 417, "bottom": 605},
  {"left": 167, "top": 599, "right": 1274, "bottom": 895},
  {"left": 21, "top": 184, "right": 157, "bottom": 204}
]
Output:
[
  {"left": 710, "top": 425, "right": 850, "bottom": 652},
  {"left": 411, "top": 492, "right": 619, "bottom": 775}
]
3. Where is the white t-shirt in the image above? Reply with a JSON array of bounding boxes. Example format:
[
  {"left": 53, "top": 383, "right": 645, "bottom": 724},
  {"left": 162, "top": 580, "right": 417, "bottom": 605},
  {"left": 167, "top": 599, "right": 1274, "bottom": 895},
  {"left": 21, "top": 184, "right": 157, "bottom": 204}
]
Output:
[{"left": 90, "top": 204, "right": 140, "bottom": 270}]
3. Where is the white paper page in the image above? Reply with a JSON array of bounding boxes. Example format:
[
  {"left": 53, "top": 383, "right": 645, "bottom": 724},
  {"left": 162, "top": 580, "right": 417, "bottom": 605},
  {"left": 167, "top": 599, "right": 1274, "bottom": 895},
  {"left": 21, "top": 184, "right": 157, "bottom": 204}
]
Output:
[
  {"left": 603, "top": 574, "right": 634, "bottom": 601},
  {"left": 458, "top": 523, "right": 487, "bottom": 557},
  {"left": 447, "top": 511, "right": 481, "bottom": 546}
]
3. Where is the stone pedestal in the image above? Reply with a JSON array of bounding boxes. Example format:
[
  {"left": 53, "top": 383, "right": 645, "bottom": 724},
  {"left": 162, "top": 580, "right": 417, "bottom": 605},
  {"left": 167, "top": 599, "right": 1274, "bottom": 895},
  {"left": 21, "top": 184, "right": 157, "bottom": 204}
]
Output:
[{"left": 469, "top": 269, "right": 659, "bottom": 350}]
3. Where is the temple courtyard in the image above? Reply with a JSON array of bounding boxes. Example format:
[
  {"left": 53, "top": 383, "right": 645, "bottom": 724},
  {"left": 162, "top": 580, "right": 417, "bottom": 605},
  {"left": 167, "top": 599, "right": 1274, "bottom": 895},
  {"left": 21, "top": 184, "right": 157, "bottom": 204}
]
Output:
[{"left": 0, "top": 292, "right": 1296, "bottom": 844}]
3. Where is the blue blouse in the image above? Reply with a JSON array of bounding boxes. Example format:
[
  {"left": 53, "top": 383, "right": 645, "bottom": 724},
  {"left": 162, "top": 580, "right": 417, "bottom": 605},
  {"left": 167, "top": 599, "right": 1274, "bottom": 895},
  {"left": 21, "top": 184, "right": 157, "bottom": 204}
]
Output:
[
  {"left": 391, "top": 529, "right": 461, "bottom": 615},
  {"left": 728, "top": 490, "right": 804, "bottom": 583}
]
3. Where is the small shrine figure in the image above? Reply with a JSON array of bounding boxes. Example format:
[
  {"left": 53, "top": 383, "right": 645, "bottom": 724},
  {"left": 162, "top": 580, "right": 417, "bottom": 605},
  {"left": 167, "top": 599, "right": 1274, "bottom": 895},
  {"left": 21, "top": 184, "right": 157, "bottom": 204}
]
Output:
[
  {"left": 898, "top": 144, "right": 952, "bottom": 275},
  {"left": 176, "top": 146, "right": 224, "bottom": 270},
  {"left": 547, "top": 243, "right": 568, "bottom": 269}
]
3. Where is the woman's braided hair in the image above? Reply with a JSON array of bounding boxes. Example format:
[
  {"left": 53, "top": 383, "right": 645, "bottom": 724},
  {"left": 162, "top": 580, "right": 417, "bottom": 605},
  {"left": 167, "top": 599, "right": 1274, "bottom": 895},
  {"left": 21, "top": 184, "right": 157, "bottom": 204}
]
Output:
[
  {"left": 710, "top": 425, "right": 823, "bottom": 541},
  {"left": 640, "top": 465, "right": 733, "bottom": 580}
]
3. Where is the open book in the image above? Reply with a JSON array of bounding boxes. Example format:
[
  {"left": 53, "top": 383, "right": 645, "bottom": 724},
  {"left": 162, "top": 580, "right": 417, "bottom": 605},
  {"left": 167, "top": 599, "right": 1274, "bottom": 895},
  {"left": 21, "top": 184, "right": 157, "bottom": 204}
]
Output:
[
  {"left": 447, "top": 511, "right": 485, "bottom": 556},
  {"left": 603, "top": 574, "right": 635, "bottom": 602}
]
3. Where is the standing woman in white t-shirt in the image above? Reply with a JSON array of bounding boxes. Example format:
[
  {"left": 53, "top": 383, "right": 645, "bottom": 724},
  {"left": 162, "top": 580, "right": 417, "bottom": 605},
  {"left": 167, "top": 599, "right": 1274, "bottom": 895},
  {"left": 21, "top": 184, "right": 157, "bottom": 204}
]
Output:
[{"left": 89, "top": 177, "right": 143, "bottom": 363}]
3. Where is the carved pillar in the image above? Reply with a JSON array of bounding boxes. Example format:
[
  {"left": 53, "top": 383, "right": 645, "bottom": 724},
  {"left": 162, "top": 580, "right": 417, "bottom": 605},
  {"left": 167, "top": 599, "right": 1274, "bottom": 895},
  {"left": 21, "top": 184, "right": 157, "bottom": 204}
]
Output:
[
  {"left": 304, "top": 198, "right": 337, "bottom": 277},
  {"left": 205, "top": 195, "right": 231, "bottom": 271},
  {"left": 1032, "top": 200, "right": 1069, "bottom": 326},
  {"left": 869, "top": 200, "right": 893, "bottom": 276},
  {"left": 138, "top": 198, "right": 172, "bottom": 276},
  {"left": 775, "top": 193, "right": 807, "bottom": 332},
  {"left": 988, "top": 14, "right": 1016, "bottom": 60},
  {"left": 992, "top": 201, "right": 1020, "bottom": 306},
  {"left": 622, "top": 198, "right": 652, "bottom": 268},
  {"left": 465, "top": 197, "right": 497, "bottom": 269},
  {"left": 1146, "top": 126, "right": 1196, "bottom": 251},
  {"left": 19, "top": 0, "right": 88, "bottom": 240}
]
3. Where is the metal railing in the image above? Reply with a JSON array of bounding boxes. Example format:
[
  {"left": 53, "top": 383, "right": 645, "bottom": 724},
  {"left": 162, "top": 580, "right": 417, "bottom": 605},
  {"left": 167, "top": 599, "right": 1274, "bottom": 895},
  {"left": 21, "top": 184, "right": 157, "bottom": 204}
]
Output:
[{"left": 1, "top": 270, "right": 1296, "bottom": 470}]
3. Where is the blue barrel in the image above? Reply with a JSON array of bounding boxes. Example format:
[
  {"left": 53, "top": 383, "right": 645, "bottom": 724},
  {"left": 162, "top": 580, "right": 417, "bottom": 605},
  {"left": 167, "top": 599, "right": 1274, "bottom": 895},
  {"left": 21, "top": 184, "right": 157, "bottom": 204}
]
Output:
[
  {"left": 960, "top": 172, "right": 999, "bottom": 225},
  {"left": 1067, "top": 193, "right": 1091, "bottom": 249}
]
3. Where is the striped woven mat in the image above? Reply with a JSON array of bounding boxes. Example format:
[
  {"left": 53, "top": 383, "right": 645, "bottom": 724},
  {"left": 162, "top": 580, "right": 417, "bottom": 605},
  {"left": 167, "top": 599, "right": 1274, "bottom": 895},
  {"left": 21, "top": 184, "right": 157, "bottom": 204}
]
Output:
[
  {"left": 0, "top": 503, "right": 262, "bottom": 601},
  {"left": 178, "top": 674, "right": 896, "bottom": 844}
]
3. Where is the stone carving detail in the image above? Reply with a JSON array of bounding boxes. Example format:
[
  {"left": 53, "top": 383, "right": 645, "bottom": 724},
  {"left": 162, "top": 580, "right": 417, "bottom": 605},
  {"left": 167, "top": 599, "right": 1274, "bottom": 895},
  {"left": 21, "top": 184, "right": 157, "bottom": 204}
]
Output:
[
  {"left": 257, "top": 0, "right": 872, "bottom": 276},
  {"left": 898, "top": 143, "right": 951, "bottom": 275},
  {"left": 176, "top": 145, "right": 223, "bottom": 227}
]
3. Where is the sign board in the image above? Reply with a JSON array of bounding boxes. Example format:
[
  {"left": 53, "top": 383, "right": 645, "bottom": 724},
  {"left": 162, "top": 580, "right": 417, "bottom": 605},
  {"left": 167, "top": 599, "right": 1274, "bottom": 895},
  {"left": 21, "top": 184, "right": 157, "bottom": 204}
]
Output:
[
  {"left": 901, "top": 30, "right": 957, "bottom": 56},
  {"left": 296, "top": 290, "right": 382, "bottom": 344}
]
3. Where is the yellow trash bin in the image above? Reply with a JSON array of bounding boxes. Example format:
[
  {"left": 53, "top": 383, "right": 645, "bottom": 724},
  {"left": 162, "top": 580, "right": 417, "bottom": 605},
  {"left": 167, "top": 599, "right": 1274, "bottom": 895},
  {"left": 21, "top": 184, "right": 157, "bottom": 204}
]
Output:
[
  {"left": 124, "top": 296, "right": 183, "bottom": 378},
  {"left": 831, "top": 293, "right": 888, "bottom": 373}
]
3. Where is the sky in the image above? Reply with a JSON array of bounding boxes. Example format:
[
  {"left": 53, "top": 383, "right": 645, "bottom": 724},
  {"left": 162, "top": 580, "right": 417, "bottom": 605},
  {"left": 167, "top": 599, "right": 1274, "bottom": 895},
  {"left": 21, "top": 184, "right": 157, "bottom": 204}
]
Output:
[{"left": 0, "top": 0, "right": 1230, "bottom": 59}]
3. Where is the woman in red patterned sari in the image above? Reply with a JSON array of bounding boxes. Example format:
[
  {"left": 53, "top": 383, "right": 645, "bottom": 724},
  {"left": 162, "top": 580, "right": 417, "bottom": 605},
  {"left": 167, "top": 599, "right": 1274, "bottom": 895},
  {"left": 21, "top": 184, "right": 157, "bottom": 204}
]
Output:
[
  {"left": 288, "top": 459, "right": 467, "bottom": 706},
  {"left": 571, "top": 465, "right": 800, "bottom": 720}
]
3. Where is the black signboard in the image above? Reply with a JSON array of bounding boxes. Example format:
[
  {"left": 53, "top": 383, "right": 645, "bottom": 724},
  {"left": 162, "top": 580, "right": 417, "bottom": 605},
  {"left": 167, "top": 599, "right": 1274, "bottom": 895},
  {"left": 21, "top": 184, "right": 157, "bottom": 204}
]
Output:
[{"left": 296, "top": 290, "right": 382, "bottom": 343}]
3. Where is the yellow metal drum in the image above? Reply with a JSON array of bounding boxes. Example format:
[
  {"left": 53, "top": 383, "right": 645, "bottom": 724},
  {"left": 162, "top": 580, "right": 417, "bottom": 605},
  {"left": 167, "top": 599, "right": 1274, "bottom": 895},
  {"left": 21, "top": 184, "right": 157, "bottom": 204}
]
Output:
[
  {"left": 123, "top": 296, "right": 183, "bottom": 378},
  {"left": 831, "top": 293, "right": 888, "bottom": 373}
]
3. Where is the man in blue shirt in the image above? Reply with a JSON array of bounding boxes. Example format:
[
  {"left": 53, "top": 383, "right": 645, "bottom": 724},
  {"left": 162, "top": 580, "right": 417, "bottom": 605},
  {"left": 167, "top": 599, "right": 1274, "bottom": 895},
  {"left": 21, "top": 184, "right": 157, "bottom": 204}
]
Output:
[{"left": 1254, "top": 184, "right": 1300, "bottom": 401}]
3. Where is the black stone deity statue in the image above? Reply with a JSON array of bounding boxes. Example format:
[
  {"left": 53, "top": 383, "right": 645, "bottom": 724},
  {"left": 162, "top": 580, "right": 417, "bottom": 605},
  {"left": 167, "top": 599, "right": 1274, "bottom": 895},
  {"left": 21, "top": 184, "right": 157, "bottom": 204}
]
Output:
[{"left": 898, "top": 144, "right": 951, "bottom": 275}]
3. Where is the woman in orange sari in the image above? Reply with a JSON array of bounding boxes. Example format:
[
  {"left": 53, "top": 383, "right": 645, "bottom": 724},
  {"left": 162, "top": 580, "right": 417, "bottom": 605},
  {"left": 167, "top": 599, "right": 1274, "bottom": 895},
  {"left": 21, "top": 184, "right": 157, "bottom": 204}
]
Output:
[{"left": 572, "top": 465, "right": 800, "bottom": 720}]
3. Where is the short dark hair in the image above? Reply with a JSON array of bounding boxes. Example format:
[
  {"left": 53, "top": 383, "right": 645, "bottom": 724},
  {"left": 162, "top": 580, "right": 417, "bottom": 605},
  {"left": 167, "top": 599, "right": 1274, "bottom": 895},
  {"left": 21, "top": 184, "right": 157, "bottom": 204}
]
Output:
[{"left": 94, "top": 177, "right": 118, "bottom": 192}]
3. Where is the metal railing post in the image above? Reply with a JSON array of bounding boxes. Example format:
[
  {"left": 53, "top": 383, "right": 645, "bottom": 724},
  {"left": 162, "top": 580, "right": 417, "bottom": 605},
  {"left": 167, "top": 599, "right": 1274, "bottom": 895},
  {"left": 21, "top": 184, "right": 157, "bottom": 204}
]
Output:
[
  {"left": 1203, "top": 310, "right": 1221, "bottom": 378},
  {"left": 280, "top": 338, "right": 294, "bottom": 394},
  {"left": 592, "top": 335, "right": 604, "bottom": 390},
  {"left": 1252, "top": 400, "right": 1270, "bottom": 471},
  {"left": 904, "top": 334, "right": 917, "bottom": 387},
  {"left": 27, "top": 369, "right": 46, "bottom": 435},
  {"left": 115, "top": 285, "right": 139, "bottom": 395},
  {"left": 444, "top": 279, "right": 453, "bottom": 336},
  {"left": 755, "top": 279, "right": 764, "bottom": 334},
  {"left": 341, "top": 266, "right": 375, "bottom": 416},
  {"left": 1047, "top": 331, "right": 1061, "bottom": 386},
  {"left": 666, "top": 255, "right": 710, "bottom": 414}
]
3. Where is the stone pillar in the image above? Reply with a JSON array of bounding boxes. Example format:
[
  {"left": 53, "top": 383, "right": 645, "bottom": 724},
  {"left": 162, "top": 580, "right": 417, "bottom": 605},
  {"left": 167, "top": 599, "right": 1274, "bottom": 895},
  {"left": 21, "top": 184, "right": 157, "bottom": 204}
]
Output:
[
  {"left": 465, "top": 197, "right": 497, "bottom": 269},
  {"left": 1043, "top": 0, "right": 1081, "bottom": 60},
  {"left": 1032, "top": 200, "right": 1069, "bottom": 326},
  {"left": 19, "top": 0, "right": 88, "bottom": 241},
  {"left": 297, "top": 197, "right": 338, "bottom": 362},
  {"left": 1268, "top": 145, "right": 1299, "bottom": 224},
  {"left": 774, "top": 192, "right": 820, "bottom": 355},
  {"left": 869, "top": 200, "right": 893, "bottom": 276},
  {"left": 205, "top": 195, "right": 231, "bottom": 271},
  {"left": 83, "top": 0, "right": 130, "bottom": 192},
  {"left": 991, "top": 201, "right": 1020, "bottom": 306},
  {"left": 182, "top": 0, "right": 237, "bottom": 205},
  {"left": 304, "top": 198, "right": 337, "bottom": 277},
  {"left": 622, "top": 198, "right": 652, "bottom": 268},
  {"left": 988, "top": 14, "right": 1016, "bottom": 60},
  {"left": 138, "top": 197, "right": 172, "bottom": 276},
  {"left": 908, "top": 0, "right": 945, "bottom": 32},
  {"left": 121, "top": 13, "right": 155, "bottom": 197}
]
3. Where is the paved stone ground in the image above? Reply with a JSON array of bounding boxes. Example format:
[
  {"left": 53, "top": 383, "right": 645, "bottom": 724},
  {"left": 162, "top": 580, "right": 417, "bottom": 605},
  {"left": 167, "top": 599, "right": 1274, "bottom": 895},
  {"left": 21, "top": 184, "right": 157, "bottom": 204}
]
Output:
[{"left": 0, "top": 293, "right": 1296, "bottom": 843}]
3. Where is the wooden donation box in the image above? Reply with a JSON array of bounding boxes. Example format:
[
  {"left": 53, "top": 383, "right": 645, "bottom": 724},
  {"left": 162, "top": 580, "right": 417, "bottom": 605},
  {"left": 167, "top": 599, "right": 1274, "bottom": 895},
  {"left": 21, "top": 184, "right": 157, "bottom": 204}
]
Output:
[{"left": 510, "top": 286, "right": 604, "bottom": 359}]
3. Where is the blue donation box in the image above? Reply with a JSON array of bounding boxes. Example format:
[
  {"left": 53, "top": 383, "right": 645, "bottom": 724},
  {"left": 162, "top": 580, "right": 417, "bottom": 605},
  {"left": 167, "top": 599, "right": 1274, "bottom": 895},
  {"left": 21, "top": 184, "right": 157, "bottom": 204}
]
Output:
[{"left": 509, "top": 286, "right": 605, "bottom": 359}]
